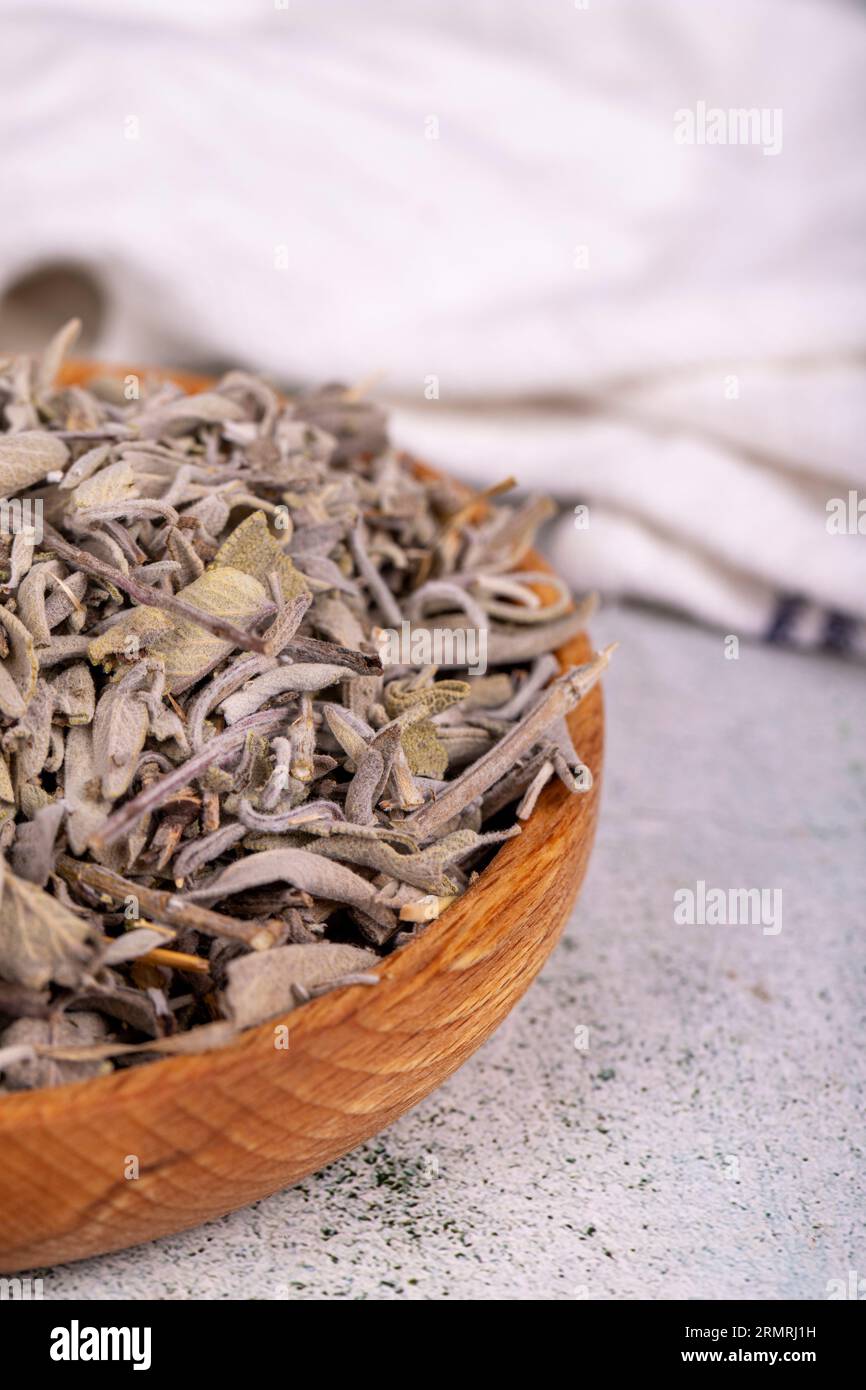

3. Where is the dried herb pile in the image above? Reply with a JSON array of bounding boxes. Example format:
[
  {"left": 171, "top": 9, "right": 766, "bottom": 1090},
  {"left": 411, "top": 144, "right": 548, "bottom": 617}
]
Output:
[{"left": 0, "top": 321, "right": 611, "bottom": 1091}]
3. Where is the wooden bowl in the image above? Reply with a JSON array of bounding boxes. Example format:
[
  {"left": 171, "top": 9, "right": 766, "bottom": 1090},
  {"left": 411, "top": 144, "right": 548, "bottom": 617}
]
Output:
[{"left": 0, "top": 362, "right": 604, "bottom": 1272}]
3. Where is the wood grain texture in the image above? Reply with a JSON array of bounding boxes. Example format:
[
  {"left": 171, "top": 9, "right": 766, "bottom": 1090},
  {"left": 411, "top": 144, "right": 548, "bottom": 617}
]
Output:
[{"left": 0, "top": 362, "right": 604, "bottom": 1272}]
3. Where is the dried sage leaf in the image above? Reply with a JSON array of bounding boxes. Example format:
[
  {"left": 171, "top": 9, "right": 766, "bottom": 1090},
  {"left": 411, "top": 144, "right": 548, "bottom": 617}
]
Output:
[
  {"left": 0, "top": 861, "right": 96, "bottom": 989},
  {"left": 225, "top": 942, "right": 378, "bottom": 1028},
  {"left": 0, "top": 1013, "right": 109, "bottom": 1090},
  {"left": 0, "top": 430, "right": 69, "bottom": 494},
  {"left": 67, "top": 457, "right": 137, "bottom": 511},
  {"left": 214, "top": 510, "right": 308, "bottom": 600},
  {"left": 93, "top": 682, "right": 150, "bottom": 799},
  {"left": 10, "top": 801, "right": 67, "bottom": 886},
  {"left": 0, "top": 603, "right": 38, "bottom": 718}
]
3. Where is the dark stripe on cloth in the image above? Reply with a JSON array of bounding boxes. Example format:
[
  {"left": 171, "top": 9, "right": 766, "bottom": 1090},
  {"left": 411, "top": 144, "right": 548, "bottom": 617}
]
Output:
[
  {"left": 822, "top": 610, "right": 855, "bottom": 654},
  {"left": 766, "top": 594, "right": 805, "bottom": 645}
]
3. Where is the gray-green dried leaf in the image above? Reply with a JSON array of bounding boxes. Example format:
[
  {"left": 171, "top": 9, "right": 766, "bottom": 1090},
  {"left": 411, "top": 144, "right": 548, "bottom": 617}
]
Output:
[
  {"left": 140, "top": 391, "right": 246, "bottom": 438},
  {"left": 0, "top": 1012, "right": 108, "bottom": 1090},
  {"left": 0, "top": 430, "right": 69, "bottom": 494},
  {"left": 10, "top": 801, "right": 67, "bottom": 885},
  {"left": 57, "top": 442, "right": 111, "bottom": 491},
  {"left": 49, "top": 662, "right": 96, "bottom": 725},
  {"left": 4, "top": 678, "right": 54, "bottom": 787},
  {"left": 214, "top": 510, "right": 308, "bottom": 600},
  {"left": 219, "top": 663, "right": 357, "bottom": 723},
  {"left": 186, "top": 847, "right": 395, "bottom": 928},
  {"left": 120, "top": 565, "right": 267, "bottom": 694},
  {"left": 98, "top": 927, "right": 174, "bottom": 967},
  {"left": 0, "top": 861, "right": 96, "bottom": 989},
  {"left": 67, "top": 457, "right": 137, "bottom": 511},
  {"left": 63, "top": 725, "right": 112, "bottom": 855},
  {"left": 92, "top": 682, "right": 149, "bottom": 799},
  {"left": 0, "top": 603, "right": 38, "bottom": 717},
  {"left": 36, "top": 317, "right": 81, "bottom": 394},
  {"left": 224, "top": 942, "right": 377, "bottom": 1028}
]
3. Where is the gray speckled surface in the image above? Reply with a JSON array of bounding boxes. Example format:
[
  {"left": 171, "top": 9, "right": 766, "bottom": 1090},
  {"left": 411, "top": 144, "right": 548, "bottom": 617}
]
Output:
[{"left": 33, "top": 604, "right": 865, "bottom": 1301}]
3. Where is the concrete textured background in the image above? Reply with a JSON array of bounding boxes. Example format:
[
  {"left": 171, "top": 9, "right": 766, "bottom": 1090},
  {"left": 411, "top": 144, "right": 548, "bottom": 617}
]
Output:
[{"left": 35, "top": 604, "right": 865, "bottom": 1301}]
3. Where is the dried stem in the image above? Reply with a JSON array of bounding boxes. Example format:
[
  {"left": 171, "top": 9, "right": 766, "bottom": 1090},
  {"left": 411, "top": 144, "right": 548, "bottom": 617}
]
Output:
[
  {"left": 349, "top": 521, "right": 403, "bottom": 627},
  {"left": 139, "top": 946, "right": 211, "bottom": 973},
  {"left": 56, "top": 855, "right": 276, "bottom": 950},
  {"left": 42, "top": 523, "right": 273, "bottom": 656},
  {"left": 406, "top": 646, "right": 615, "bottom": 839},
  {"left": 91, "top": 708, "right": 288, "bottom": 850}
]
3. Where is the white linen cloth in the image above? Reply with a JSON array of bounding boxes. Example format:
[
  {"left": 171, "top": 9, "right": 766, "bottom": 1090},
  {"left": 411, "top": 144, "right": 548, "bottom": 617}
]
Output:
[{"left": 1, "top": 0, "right": 864, "bottom": 652}]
